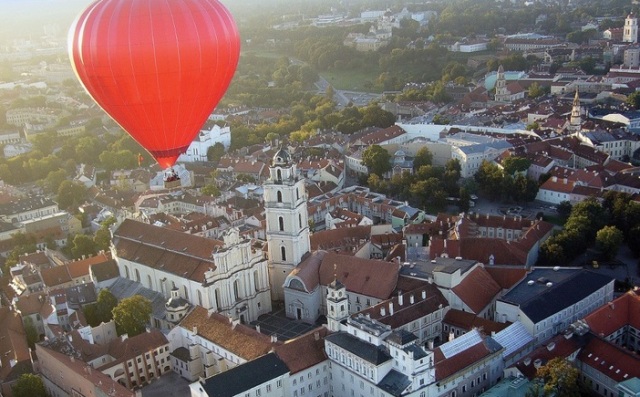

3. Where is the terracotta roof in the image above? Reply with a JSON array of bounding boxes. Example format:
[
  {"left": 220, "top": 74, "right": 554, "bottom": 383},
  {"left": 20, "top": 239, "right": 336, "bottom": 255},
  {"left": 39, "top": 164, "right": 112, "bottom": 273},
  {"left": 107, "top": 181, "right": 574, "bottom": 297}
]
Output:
[
  {"left": 310, "top": 225, "right": 372, "bottom": 251},
  {"left": 98, "top": 330, "right": 168, "bottom": 370},
  {"left": 113, "top": 219, "right": 222, "bottom": 282},
  {"left": 0, "top": 307, "right": 31, "bottom": 381},
  {"left": 485, "top": 267, "right": 528, "bottom": 290},
  {"left": 275, "top": 328, "right": 328, "bottom": 374},
  {"left": 40, "top": 265, "right": 71, "bottom": 287},
  {"left": 67, "top": 253, "right": 110, "bottom": 279},
  {"left": 452, "top": 266, "right": 502, "bottom": 313},
  {"left": 14, "top": 292, "right": 48, "bottom": 315},
  {"left": 513, "top": 334, "right": 582, "bottom": 379},
  {"left": 584, "top": 290, "right": 640, "bottom": 338},
  {"left": 36, "top": 344, "right": 134, "bottom": 397},
  {"left": 578, "top": 337, "right": 640, "bottom": 383},
  {"left": 434, "top": 332, "right": 501, "bottom": 381},
  {"left": 318, "top": 252, "right": 399, "bottom": 300},
  {"left": 179, "top": 306, "right": 278, "bottom": 360},
  {"left": 443, "top": 309, "right": 510, "bottom": 334},
  {"left": 90, "top": 259, "right": 120, "bottom": 282}
]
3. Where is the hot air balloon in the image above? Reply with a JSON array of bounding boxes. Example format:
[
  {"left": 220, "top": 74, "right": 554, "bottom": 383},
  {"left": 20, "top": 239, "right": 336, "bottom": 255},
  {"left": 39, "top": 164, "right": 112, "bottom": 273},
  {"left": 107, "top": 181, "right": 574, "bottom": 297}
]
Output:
[{"left": 68, "top": 0, "right": 240, "bottom": 169}]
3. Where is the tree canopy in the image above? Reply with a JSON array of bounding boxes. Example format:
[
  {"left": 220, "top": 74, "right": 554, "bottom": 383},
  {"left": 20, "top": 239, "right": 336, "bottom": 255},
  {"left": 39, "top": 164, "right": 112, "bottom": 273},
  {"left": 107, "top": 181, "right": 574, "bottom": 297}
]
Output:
[
  {"left": 362, "top": 145, "right": 392, "bottom": 177},
  {"left": 112, "top": 295, "right": 152, "bottom": 337},
  {"left": 12, "top": 374, "right": 47, "bottom": 397}
]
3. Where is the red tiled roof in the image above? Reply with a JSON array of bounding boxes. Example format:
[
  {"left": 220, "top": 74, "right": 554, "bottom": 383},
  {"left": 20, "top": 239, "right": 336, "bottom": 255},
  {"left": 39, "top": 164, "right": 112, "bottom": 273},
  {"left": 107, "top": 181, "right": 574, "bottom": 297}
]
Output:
[
  {"left": 485, "top": 267, "right": 528, "bottom": 290},
  {"left": 578, "top": 337, "right": 640, "bottom": 382},
  {"left": 452, "top": 266, "right": 502, "bottom": 313},
  {"left": 514, "top": 334, "right": 581, "bottom": 379},
  {"left": 584, "top": 291, "right": 640, "bottom": 337},
  {"left": 275, "top": 328, "right": 328, "bottom": 374},
  {"left": 434, "top": 336, "right": 496, "bottom": 381},
  {"left": 443, "top": 309, "right": 510, "bottom": 334}
]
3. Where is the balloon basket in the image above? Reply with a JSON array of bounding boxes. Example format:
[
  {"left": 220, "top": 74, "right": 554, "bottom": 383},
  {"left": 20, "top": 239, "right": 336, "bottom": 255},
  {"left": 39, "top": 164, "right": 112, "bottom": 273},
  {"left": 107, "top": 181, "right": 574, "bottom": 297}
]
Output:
[{"left": 164, "top": 169, "right": 181, "bottom": 189}]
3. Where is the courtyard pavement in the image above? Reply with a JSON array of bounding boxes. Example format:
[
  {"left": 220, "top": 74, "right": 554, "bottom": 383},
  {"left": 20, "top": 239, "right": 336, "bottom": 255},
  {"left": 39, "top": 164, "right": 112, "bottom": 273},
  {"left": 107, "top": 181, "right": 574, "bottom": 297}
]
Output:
[
  {"left": 140, "top": 371, "right": 191, "bottom": 397},
  {"left": 250, "top": 308, "right": 321, "bottom": 341}
]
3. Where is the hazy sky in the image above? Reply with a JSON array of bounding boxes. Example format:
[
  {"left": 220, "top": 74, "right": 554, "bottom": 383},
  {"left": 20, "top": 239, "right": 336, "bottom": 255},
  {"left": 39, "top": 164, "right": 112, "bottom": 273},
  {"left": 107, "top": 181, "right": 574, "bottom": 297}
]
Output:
[{"left": 0, "top": 0, "right": 242, "bottom": 42}]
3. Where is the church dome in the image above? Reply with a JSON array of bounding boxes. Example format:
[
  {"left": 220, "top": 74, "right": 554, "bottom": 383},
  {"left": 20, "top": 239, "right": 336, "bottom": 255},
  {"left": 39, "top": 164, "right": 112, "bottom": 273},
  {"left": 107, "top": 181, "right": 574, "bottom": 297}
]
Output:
[{"left": 273, "top": 147, "right": 291, "bottom": 166}]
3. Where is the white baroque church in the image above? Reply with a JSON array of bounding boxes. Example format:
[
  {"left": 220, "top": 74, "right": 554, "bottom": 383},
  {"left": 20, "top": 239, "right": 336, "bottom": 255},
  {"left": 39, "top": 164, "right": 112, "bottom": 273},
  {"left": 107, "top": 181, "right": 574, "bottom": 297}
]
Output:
[{"left": 111, "top": 219, "right": 271, "bottom": 324}]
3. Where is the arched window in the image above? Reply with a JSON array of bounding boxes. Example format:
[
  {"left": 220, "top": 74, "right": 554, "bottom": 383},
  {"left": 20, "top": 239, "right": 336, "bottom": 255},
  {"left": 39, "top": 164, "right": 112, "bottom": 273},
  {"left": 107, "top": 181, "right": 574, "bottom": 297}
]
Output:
[
  {"left": 254, "top": 270, "right": 259, "bottom": 291},
  {"left": 124, "top": 266, "right": 130, "bottom": 279},
  {"left": 197, "top": 290, "right": 203, "bottom": 306},
  {"left": 183, "top": 286, "right": 189, "bottom": 301},
  {"left": 135, "top": 269, "right": 140, "bottom": 283},
  {"left": 234, "top": 280, "right": 241, "bottom": 301},
  {"left": 279, "top": 216, "right": 284, "bottom": 231},
  {"left": 277, "top": 169, "right": 282, "bottom": 181},
  {"left": 147, "top": 275, "right": 152, "bottom": 289},
  {"left": 297, "top": 188, "right": 300, "bottom": 200},
  {"left": 281, "top": 246, "right": 287, "bottom": 261},
  {"left": 299, "top": 214, "right": 302, "bottom": 228},
  {"left": 277, "top": 191, "right": 282, "bottom": 203}
]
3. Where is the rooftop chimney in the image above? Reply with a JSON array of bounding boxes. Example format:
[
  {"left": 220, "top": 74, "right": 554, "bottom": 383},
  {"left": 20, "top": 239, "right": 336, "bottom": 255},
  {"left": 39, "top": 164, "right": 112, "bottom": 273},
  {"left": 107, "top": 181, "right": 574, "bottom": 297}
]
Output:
[
  {"left": 389, "top": 302, "right": 394, "bottom": 316},
  {"left": 398, "top": 292, "right": 404, "bottom": 306},
  {"left": 410, "top": 294, "right": 415, "bottom": 304},
  {"left": 381, "top": 307, "right": 386, "bottom": 316},
  {"left": 422, "top": 290, "right": 426, "bottom": 299}
]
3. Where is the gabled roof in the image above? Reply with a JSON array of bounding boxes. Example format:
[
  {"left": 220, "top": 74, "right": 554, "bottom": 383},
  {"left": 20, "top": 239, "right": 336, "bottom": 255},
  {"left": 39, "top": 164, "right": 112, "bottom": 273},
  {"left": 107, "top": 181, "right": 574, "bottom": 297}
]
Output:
[
  {"left": 433, "top": 329, "right": 502, "bottom": 381},
  {"left": 578, "top": 337, "right": 640, "bottom": 383},
  {"left": 452, "top": 266, "right": 502, "bottom": 313},
  {"left": 513, "top": 333, "right": 582, "bottom": 379},
  {"left": 443, "top": 309, "right": 510, "bottom": 335},
  {"left": 179, "top": 306, "right": 278, "bottom": 360},
  {"left": 40, "top": 265, "right": 71, "bottom": 287},
  {"left": 274, "top": 328, "right": 328, "bottom": 374},
  {"left": 584, "top": 290, "right": 640, "bottom": 337}
]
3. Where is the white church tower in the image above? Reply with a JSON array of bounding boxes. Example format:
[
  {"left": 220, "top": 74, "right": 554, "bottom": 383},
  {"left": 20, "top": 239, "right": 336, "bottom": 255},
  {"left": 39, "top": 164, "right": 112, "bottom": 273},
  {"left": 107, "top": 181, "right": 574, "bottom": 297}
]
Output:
[
  {"left": 326, "top": 273, "right": 349, "bottom": 332},
  {"left": 624, "top": 12, "right": 638, "bottom": 43},
  {"left": 569, "top": 89, "right": 582, "bottom": 134},
  {"left": 264, "top": 148, "right": 310, "bottom": 301}
]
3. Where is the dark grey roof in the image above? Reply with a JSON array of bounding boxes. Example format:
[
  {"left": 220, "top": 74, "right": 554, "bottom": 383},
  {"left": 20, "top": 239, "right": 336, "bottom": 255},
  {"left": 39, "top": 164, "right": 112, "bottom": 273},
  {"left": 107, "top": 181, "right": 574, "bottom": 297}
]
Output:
[
  {"left": 378, "top": 369, "right": 411, "bottom": 397},
  {"left": 201, "top": 353, "right": 288, "bottom": 397},
  {"left": 386, "top": 329, "right": 418, "bottom": 346},
  {"left": 403, "top": 344, "right": 428, "bottom": 360},
  {"left": 325, "top": 332, "right": 392, "bottom": 365},
  {"left": 499, "top": 268, "right": 614, "bottom": 323},
  {"left": 273, "top": 148, "right": 291, "bottom": 166}
]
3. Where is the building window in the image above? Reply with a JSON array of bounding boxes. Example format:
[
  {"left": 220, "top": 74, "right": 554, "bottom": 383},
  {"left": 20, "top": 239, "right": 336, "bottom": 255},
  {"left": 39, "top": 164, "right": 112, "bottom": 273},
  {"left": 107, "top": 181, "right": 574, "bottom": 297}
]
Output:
[
  {"left": 279, "top": 217, "right": 284, "bottom": 231},
  {"left": 135, "top": 269, "right": 141, "bottom": 283},
  {"left": 234, "top": 280, "right": 241, "bottom": 301},
  {"left": 277, "top": 191, "right": 283, "bottom": 203},
  {"left": 281, "top": 246, "right": 287, "bottom": 261}
]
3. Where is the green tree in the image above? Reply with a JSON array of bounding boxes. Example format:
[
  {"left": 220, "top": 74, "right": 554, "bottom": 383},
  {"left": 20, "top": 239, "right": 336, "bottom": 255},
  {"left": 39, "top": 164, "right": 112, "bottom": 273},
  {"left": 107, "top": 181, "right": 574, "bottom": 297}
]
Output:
[
  {"left": 627, "top": 91, "right": 640, "bottom": 109},
  {"left": 362, "top": 145, "right": 392, "bottom": 177},
  {"left": 528, "top": 82, "right": 547, "bottom": 99},
  {"left": 413, "top": 147, "right": 433, "bottom": 170},
  {"left": 23, "top": 317, "right": 39, "bottom": 349},
  {"left": 207, "top": 142, "right": 226, "bottom": 163},
  {"left": 56, "top": 180, "right": 87, "bottom": 212},
  {"left": 535, "top": 357, "right": 580, "bottom": 397},
  {"left": 596, "top": 226, "right": 624, "bottom": 260},
  {"left": 475, "top": 160, "right": 504, "bottom": 201},
  {"left": 202, "top": 185, "right": 221, "bottom": 197},
  {"left": 502, "top": 157, "right": 531, "bottom": 176},
  {"left": 12, "top": 373, "right": 47, "bottom": 397},
  {"left": 112, "top": 295, "right": 152, "bottom": 337},
  {"left": 70, "top": 234, "right": 98, "bottom": 259}
]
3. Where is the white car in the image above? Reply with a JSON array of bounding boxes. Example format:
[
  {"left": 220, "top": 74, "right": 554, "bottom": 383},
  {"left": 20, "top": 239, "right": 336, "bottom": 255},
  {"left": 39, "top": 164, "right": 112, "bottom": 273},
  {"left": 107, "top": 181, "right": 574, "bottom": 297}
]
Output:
[{"left": 470, "top": 194, "right": 478, "bottom": 200}]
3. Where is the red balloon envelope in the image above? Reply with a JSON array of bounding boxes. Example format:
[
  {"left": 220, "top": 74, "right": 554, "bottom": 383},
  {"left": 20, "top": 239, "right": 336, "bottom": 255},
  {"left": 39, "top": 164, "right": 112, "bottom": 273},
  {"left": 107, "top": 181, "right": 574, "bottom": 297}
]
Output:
[{"left": 69, "top": 0, "right": 240, "bottom": 169}]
